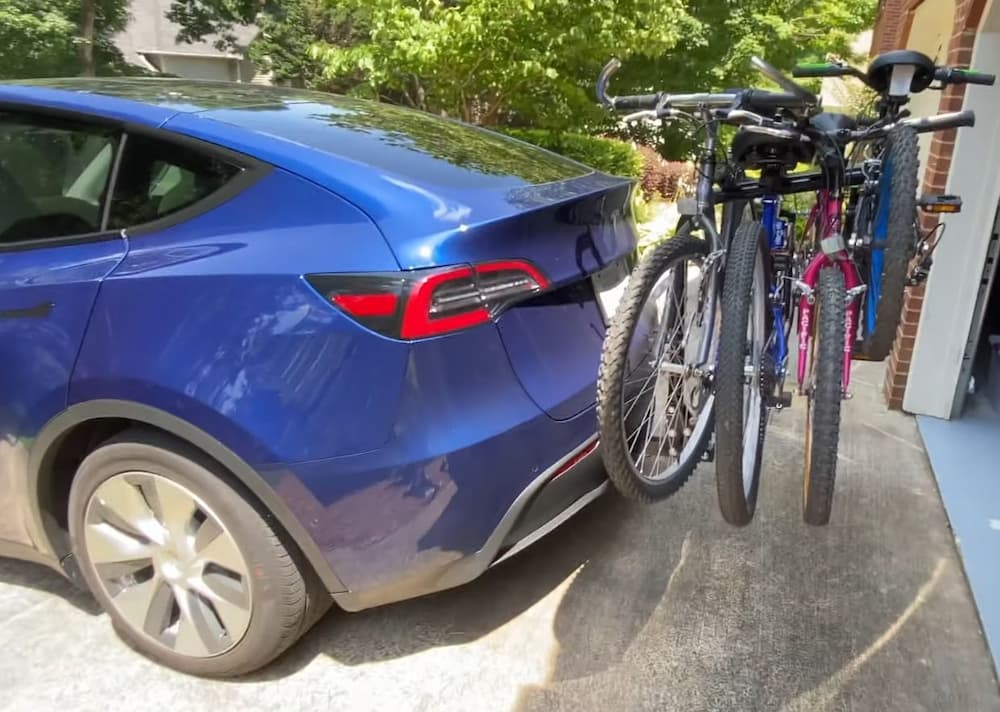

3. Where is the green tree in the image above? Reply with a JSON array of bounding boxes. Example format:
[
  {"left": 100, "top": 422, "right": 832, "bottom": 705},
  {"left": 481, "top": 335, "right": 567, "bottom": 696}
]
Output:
[
  {"left": 0, "top": 0, "right": 132, "bottom": 79},
  {"left": 308, "top": 0, "right": 698, "bottom": 127},
  {"left": 610, "top": 0, "right": 875, "bottom": 156},
  {"left": 167, "top": 0, "right": 876, "bottom": 138}
]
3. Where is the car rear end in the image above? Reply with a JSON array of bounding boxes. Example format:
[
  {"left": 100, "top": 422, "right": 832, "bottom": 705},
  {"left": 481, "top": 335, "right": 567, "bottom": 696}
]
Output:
[{"left": 163, "top": 96, "right": 641, "bottom": 606}]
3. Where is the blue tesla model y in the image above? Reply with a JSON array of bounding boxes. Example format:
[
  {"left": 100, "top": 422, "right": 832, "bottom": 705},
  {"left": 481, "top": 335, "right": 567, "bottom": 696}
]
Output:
[{"left": 0, "top": 78, "right": 638, "bottom": 675}]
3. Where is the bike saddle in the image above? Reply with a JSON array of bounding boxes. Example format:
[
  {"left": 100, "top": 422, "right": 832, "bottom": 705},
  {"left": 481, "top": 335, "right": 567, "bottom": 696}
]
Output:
[
  {"left": 731, "top": 126, "right": 814, "bottom": 169},
  {"left": 867, "top": 50, "right": 936, "bottom": 94}
]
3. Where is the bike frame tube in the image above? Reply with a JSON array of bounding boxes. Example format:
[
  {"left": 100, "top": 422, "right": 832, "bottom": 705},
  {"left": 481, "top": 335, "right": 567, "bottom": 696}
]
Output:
[
  {"left": 796, "top": 189, "right": 862, "bottom": 394},
  {"left": 694, "top": 113, "right": 724, "bottom": 368},
  {"left": 761, "top": 197, "right": 789, "bottom": 373}
]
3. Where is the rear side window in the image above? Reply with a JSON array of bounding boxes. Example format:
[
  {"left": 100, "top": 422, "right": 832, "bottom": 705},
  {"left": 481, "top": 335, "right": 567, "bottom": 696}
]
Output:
[
  {"left": 109, "top": 134, "right": 241, "bottom": 229},
  {"left": 0, "top": 113, "right": 117, "bottom": 243}
]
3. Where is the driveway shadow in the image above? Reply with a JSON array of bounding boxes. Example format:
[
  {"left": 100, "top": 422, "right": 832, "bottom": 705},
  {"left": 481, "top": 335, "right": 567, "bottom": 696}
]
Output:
[
  {"left": 247, "top": 493, "right": 650, "bottom": 680},
  {"left": 509, "top": 383, "right": 1000, "bottom": 711},
  {"left": 0, "top": 557, "right": 101, "bottom": 615}
]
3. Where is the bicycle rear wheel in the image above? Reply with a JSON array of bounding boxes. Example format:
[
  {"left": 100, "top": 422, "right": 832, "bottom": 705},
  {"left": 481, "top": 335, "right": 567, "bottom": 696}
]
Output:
[
  {"left": 803, "top": 266, "right": 846, "bottom": 525},
  {"left": 597, "top": 225, "right": 716, "bottom": 502},
  {"left": 858, "top": 125, "right": 918, "bottom": 360},
  {"left": 715, "top": 221, "right": 769, "bottom": 526}
]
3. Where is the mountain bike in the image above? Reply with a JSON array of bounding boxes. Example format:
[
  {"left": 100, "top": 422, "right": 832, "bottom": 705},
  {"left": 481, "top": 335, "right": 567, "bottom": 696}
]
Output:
[
  {"left": 684, "top": 57, "right": 985, "bottom": 526},
  {"left": 593, "top": 58, "right": 812, "bottom": 503},
  {"left": 794, "top": 50, "right": 995, "bottom": 360}
]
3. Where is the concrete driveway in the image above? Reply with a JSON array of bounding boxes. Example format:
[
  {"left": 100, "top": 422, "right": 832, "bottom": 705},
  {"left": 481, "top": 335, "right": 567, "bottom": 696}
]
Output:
[{"left": 1, "top": 361, "right": 998, "bottom": 712}]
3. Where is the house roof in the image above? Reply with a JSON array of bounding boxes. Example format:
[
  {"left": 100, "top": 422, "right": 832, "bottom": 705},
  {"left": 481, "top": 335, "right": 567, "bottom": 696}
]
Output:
[{"left": 114, "top": 0, "right": 258, "bottom": 68}]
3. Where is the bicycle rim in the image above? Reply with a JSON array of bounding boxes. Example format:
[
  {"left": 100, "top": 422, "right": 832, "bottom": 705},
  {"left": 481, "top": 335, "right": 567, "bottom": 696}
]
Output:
[{"left": 620, "top": 253, "right": 716, "bottom": 483}]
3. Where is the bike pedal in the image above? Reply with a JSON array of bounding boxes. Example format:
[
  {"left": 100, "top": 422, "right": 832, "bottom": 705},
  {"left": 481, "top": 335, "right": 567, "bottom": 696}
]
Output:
[
  {"left": 700, "top": 441, "right": 715, "bottom": 463},
  {"left": 919, "top": 194, "right": 962, "bottom": 214}
]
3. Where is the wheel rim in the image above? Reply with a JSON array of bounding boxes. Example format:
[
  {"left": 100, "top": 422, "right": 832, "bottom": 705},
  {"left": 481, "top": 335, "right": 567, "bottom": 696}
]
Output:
[
  {"left": 83, "top": 472, "right": 252, "bottom": 658},
  {"left": 620, "top": 253, "right": 715, "bottom": 483},
  {"left": 741, "top": 250, "right": 767, "bottom": 496}
]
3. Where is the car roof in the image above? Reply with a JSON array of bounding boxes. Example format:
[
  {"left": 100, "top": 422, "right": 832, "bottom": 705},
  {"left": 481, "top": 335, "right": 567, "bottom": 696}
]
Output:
[
  {"left": 0, "top": 78, "right": 625, "bottom": 257},
  {"left": 0, "top": 77, "right": 346, "bottom": 125}
]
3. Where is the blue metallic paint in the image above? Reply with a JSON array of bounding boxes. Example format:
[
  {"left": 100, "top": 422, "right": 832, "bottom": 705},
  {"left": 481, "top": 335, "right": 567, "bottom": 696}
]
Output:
[
  {"left": 1, "top": 79, "right": 638, "bottom": 606},
  {"left": 0, "top": 235, "right": 127, "bottom": 547},
  {"left": 72, "top": 168, "right": 407, "bottom": 464}
]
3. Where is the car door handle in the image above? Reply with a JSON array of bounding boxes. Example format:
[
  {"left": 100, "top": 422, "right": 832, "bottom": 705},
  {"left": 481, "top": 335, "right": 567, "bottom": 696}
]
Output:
[{"left": 0, "top": 302, "right": 54, "bottom": 319}]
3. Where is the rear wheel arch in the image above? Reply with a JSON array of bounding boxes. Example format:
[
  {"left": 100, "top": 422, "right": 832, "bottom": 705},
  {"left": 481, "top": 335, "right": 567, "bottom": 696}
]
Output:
[{"left": 28, "top": 399, "right": 347, "bottom": 594}]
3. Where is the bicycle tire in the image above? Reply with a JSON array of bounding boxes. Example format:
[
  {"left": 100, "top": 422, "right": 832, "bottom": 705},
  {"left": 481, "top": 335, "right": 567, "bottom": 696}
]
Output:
[
  {"left": 859, "top": 125, "right": 918, "bottom": 361},
  {"left": 803, "top": 266, "right": 846, "bottom": 526},
  {"left": 715, "top": 221, "right": 768, "bottom": 526},
  {"left": 597, "top": 225, "right": 713, "bottom": 502}
]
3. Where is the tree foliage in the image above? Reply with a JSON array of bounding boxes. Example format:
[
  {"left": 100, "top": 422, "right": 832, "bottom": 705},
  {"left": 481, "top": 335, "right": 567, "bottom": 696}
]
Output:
[
  {"left": 0, "top": 0, "right": 131, "bottom": 79},
  {"left": 168, "top": 0, "right": 877, "bottom": 140},
  {"left": 307, "top": 0, "right": 698, "bottom": 127}
]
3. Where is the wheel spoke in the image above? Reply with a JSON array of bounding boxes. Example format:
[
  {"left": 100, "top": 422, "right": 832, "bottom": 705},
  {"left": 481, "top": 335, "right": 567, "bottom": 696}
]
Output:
[
  {"left": 92, "top": 476, "right": 162, "bottom": 542},
  {"left": 173, "top": 589, "right": 218, "bottom": 657},
  {"left": 196, "top": 522, "right": 245, "bottom": 575},
  {"left": 112, "top": 574, "right": 164, "bottom": 632},
  {"left": 194, "top": 573, "right": 250, "bottom": 637},
  {"left": 86, "top": 522, "right": 153, "bottom": 565},
  {"left": 150, "top": 477, "right": 199, "bottom": 542}
]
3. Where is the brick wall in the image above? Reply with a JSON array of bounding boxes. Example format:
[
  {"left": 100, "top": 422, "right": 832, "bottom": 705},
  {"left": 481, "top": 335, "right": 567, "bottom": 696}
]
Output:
[
  {"left": 881, "top": 0, "right": 987, "bottom": 408},
  {"left": 872, "top": 0, "right": 911, "bottom": 55}
]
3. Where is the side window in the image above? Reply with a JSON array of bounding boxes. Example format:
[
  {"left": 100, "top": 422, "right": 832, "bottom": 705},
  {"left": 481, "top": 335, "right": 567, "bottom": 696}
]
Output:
[
  {"left": 0, "top": 113, "right": 117, "bottom": 244},
  {"left": 109, "top": 134, "right": 241, "bottom": 229}
]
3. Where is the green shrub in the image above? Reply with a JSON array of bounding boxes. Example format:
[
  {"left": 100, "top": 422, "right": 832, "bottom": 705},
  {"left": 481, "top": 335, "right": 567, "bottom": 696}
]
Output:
[{"left": 503, "top": 129, "right": 643, "bottom": 178}]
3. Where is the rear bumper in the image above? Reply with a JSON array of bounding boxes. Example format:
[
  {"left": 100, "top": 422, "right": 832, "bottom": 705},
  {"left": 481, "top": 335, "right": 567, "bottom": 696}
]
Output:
[{"left": 331, "top": 436, "right": 607, "bottom": 612}]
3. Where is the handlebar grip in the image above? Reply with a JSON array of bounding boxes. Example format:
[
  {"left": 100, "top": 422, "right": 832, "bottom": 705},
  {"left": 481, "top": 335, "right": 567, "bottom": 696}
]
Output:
[
  {"left": 792, "top": 63, "right": 847, "bottom": 78},
  {"left": 955, "top": 69, "right": 995, "bottom": 86},
  {"left": 902, "top": 110, "right": 975, "bottom": 133},
  {"left": 612, "top": 94, "right": 662, "bottom": 111}
]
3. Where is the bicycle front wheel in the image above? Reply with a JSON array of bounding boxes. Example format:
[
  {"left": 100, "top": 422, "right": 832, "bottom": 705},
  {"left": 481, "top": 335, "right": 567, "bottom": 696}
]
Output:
[
  {"left": 715, "top": 221, "right": 769, "bottom": 526},
  {"left": 597, "top": 225, "right": 716, "bottom": 502},
  {"left": 803, "top": 266, "right": 846, "bottom": 525}
]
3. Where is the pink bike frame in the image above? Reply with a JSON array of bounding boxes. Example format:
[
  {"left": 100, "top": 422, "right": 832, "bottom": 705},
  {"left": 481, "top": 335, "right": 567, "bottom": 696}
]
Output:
[{"left": 796, "top": 188, "right": 862, "bottom": 394}]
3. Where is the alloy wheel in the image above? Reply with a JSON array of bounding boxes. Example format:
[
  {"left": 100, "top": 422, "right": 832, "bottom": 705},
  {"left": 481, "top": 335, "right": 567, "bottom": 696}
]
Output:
[{"left": 83, "top": 472, "right": 252, "bottom": 658}]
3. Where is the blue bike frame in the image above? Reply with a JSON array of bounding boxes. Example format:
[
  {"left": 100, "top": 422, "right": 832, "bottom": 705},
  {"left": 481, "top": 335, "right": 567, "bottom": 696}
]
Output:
[{"left": 761, "top": 196, "right": 789, "bottom": 373}]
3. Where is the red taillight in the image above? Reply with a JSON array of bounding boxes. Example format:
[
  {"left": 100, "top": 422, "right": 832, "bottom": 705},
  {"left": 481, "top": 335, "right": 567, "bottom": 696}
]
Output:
[
  {"left": 307, "top": 260, "right": 548, "bottom": 340},
  {"left": 332, "top": 293, "right": 399, "bottom": 318}
]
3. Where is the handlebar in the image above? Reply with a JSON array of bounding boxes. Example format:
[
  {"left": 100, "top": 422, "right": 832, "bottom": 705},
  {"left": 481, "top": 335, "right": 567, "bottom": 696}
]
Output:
[
  {"left": 596, "top": 57, "right": 813, "bottom": 115},
  {"left": 792, "top": 62, "right": 867, "bottom": 82},
  {"left": 934, "top": 67, "right": 996, "bottom": 86},
  {"left": 900, "top": 109, "right": 975, "bottom": 132},
  {"left": 793, "top": 60, "right": 996, "bottom": 91}
]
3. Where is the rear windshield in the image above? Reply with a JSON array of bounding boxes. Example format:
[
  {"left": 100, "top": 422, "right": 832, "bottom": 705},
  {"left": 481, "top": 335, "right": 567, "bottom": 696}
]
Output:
[{"left": 202, "top": 98, "right": 591, "bottom": 188}]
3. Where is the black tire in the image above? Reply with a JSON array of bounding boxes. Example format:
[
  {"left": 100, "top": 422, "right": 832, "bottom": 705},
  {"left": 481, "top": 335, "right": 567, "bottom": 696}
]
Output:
[
  {"left": 859, "top": 125, "right": 918, "bottom": 361},
  {"left": 803, "top": 267, "right": 846, "bottom": 525},
  {"left": 597, "top": 225, "right": 713, "bottom": 502},
  {"left": 69, "top": 429, "right": 330, "bottom": 677},
  {"left": 715, "top": 221, "right": 769, "bottom": 526}
]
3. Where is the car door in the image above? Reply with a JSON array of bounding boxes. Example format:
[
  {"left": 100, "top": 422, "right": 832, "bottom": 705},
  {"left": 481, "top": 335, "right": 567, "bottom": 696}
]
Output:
[{"left": 0, "top": 111, "right": 127, "bottom": 550}]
